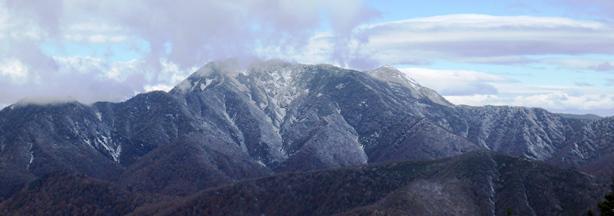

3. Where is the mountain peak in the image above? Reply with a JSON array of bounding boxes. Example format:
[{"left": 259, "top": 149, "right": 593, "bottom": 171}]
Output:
[
  {"left": 170, "top": 61, "right": 453, "bottom": 107},
  {"left": 367, "top": 65, "right": 421, "bottom": 88},
  {"left": 192, "top": 59, "right": 299, "bottom": 78},
  {"left": 367, "top": 65, "right": 453, "bottom": 107},
  {"left": 171, "top": 59, "right": 303, "bottom": 94}
]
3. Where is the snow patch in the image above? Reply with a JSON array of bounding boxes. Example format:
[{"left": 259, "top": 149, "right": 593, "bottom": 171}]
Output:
[
  {"left": 249, "top": 65, "right": 307, "bottom": 125},
  {"left": 110, "top": 145, "right": 121, "bottom": 163},
  {"left": 27, "top": 149, "right": 34, "bottom": 169},
  {"left": 255, "top": 160, "right": 266, "bottom": 167},
  {"left": 95, "top": 112, "right": 102, "bottom": 121},
  {"left": 371, "top": 131, "right": 380, "bottom": 138},
  {"left": 358, "top": 143, "right": 365, "bottom": 151},
  {"left": 199, "top": 78, "right": 213, "bottom": 91},
  {"left": 95, "top": 134, "right": 121, "bottom": 163},
  {"left": 334, "top": 104, "right": 342, "bottom": 114},
  {"left": 399, "top": 73, "right": 420, "bottom": 89}
]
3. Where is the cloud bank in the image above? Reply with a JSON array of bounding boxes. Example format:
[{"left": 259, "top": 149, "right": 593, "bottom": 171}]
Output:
[
  {"left": 352, "top": 14, "right": 614, "bottom": 66},
  {"left": 0, "top": 0, "right": 376, "bottom": 104},
  {"left": 401, "top": 67, "right": 614, "bottom": 116},
  {"left": 0, "top": 0, "right": 613, "bottom": 115}
]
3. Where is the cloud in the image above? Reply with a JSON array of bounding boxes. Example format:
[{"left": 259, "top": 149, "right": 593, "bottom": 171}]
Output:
[
  {"left": 575, "top": 82, "right": 593, "bottom": 87},
  {"left": 399, "top": 66, "right": 614, "bottom": 115},
  {"left": 593, "top": 62, "right": 614, "bottom": 72},
  {"left": 0, "top": 1, "right": 612, "bottom": 115},
  {"left": 61, "top": 0, "right": 376, "bottom": 67},
  {"left": 512, "top": 92, "right": 614, "bottom": 110},
  {"left": 0, "top": 55, "right": 197, "bottom": 106},
  {"left": 62, "top": 22, "right": 129, "bottom": 43},
  {"left": 143, "top": 84, "right": 174, "bottom": 92},
  {"left": 5, "top": 0, "right": 64, "bottom": 35},
  {"left": 0, "top": 58, "right": 30, "bottom": 83},
  {"left": 399, "top": 67, "right": 512, "bottom": 96},
  {"left": 547, "top": 59, "right": 614, "bottom": 72},
  {"left": 352, "top": 14, "right": 614, "bottom": 65},
  {"left": 0, "top": 0, "right": 376, "bottom": 106},
  {"left": 446, "top": 92, "right": 614, "bottom": 116},
  {"left": 461, "top": 56, "right": 538, "bottom": 65}
]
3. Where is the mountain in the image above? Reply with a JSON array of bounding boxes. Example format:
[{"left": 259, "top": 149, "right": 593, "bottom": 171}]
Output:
[
  {"left": 0, "top": 60, "right": 612, "bottom": 205},
  {"left": 0, "top": 90, "right": 272, "bottom": 198},
  {"left": 557, "top": 113, "right": 602, "bottom": 121},
  {"left": 573, "top": 117, "right": 614, "bottom": 176},
  {"left": 0, "top": 102, "right": 122, "bottom": 198}
]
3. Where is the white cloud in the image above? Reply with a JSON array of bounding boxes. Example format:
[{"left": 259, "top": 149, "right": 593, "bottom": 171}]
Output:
[
  {"left": 1, "top": 0, "right": 613, "bottom": 116},
  {"left": 0, "top": 8, "right": 7, "bottom": 39},
  {"left": 545, "top": 58, "right": 614, "bottom": 72},
  {"left": 447, "top": 92, "right": 614, "bottom": 115},
  {"left": 53, "top": 56, "right": 195, "bottom": 89},
  {"left": 63, "top": 34, "right": 128, "bottom": 43},
  {"left": 399, "top": 67, "right": 614, "bottom": 115},
  {"left": 512, "top": 93, "right": 614, "bottom": 110},
  {"left": 255, "top": 32, "right": 336, "bottom": 65},
  {"left": 62, "top": 22, "right": 130, "bottom": 43},
  {"left": 143, "top": 84, "right": 173, "bottom": 92},
  {"left": 353, "top": 14, "right": 614, "bottom": 65},
  {"left": 363, "top": 14, "right": 606, "bottom": 30},
  {"left": 399, "top": 67, "right": 512, "bottom": 96},
  {"left": 159, "top": 59, "right": 197, "bottom": 86},
  {"left": 56, "top": 0, "right": 376, "bottom": 67},
  {"left": 0, "top": 58, "right": 30, "bottom": 84},
  {"left": 0, "top": 55, "right": 192, "bottom": 106},
  {"left": 0, "top": 0, "right": 377, "bottom": 106}
]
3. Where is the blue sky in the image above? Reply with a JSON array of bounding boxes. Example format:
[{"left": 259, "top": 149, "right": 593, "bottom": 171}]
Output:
[{"left": 0, "top": 0, "right": 613, "bottom": 115}]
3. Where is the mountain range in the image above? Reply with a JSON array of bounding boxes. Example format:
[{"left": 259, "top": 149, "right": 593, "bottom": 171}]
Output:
[{"left": 0, "top": 60, "right": 612, "bottom": 215}]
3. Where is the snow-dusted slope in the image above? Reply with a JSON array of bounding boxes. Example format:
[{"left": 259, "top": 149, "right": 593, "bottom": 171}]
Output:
[
  {"left": 0, "top": 60, "right": 611, "bottom": 199},
  {"left": 168, "top": 61, "right": 482, "bottom": 171},
  {"left": 167, "top": 60, "right": 613, "bottom": 173}
]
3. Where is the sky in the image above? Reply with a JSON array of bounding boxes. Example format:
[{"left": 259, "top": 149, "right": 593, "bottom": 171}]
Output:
[{"left": 0, "top": 0, "right": 613, "bottom": 116}]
